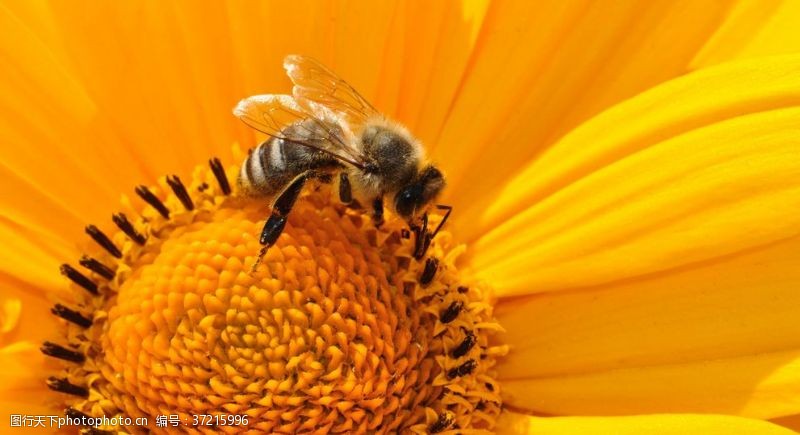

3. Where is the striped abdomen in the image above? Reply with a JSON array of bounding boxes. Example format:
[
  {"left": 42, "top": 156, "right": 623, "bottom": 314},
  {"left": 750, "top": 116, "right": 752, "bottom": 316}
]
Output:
[{"left": 238, "top": 121, "right": 342, "bottom": 196}]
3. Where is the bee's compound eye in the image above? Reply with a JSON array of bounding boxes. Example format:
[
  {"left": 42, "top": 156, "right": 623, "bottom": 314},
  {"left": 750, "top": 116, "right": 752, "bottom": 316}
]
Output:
[{"left": 394, "top": 186, "right": 419, "bottom": 219}]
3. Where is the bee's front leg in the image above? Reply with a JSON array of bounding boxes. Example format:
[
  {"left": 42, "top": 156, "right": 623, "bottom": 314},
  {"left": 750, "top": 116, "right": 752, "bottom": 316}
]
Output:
[
  {"left": 372, "top": 196, "right": 384, "bottom": 228},
  {"left": 339, "top": 172, "right": 353, "bottom": 204}
]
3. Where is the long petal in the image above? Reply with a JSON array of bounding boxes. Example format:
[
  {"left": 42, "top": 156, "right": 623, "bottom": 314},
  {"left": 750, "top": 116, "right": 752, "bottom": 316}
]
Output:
[
  {"left": 433, "top": 0, "right": 771, "bottom": 235},
  {"left": 469, "top": 55, "right": 800, "bottom": 297},
  {"left": 692, "top": 0, "right": 800, "bottom": 68},
  {"left": 0, "top": 342, "right": 59, "bottom": 432},
  {"left": 496, "top": 411, "right": 797, "bottom": 435},
  {"left": 495, "top": 234, "right": 800, "bottom": 418}
]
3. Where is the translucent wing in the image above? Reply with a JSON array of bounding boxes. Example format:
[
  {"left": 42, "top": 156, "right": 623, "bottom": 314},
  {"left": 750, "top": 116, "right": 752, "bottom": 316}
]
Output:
[
  {"left": 233, "top": 94, "right": 368, "bottom": 169},
  {"left": 284, "top": 55, "right": 379, "bottom": 129}
]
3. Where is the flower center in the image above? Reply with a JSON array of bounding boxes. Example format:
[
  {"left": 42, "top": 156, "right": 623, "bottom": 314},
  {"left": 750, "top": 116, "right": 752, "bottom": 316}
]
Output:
[{"left": 46, "top": 157, "right": 506, "bottom": 434}]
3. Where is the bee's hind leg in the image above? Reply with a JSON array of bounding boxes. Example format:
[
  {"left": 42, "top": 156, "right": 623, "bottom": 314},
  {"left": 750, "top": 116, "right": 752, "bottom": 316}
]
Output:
[{"left": 251, "top": 171, "right": 310, "bottom": 273}]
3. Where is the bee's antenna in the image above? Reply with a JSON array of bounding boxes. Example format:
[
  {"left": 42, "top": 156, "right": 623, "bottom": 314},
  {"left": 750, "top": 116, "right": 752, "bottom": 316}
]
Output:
[{"left": 429, "top": 204, "right": 453, "bottom": 240}]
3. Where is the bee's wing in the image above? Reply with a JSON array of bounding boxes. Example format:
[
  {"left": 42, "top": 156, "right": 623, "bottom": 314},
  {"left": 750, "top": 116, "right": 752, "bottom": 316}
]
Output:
[
  {"left": 284, "top": 55, "right": 379, "bottom": 129},
  {"left": 233, "top": 94, "right": 368, "bottom": 169}
]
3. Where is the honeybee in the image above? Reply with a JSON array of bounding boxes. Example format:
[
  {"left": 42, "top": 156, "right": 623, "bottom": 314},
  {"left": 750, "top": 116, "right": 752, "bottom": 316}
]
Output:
[{"left": 234, "top": 55, "right": 450, "bottom": 267}]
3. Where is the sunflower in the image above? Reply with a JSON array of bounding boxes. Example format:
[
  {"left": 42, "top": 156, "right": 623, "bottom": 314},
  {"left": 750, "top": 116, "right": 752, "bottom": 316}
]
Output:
[{"left": 2, "top": 0, "right": 800, "bottom": 434}]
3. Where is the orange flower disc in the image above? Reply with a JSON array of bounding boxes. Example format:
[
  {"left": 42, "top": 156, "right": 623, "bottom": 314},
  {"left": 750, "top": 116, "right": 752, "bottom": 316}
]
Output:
[{"left": 49, "top": 161, "right": 506, "bottom": 434}]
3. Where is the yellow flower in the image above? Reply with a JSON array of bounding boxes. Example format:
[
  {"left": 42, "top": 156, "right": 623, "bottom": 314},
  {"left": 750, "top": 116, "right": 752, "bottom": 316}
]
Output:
[{"left": 2, "top": 1, "right": 800, "bottom": 434}]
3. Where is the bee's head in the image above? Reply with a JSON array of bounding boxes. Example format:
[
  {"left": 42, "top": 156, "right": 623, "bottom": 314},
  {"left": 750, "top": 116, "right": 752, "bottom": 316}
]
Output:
[{"left": 394, "top": 165, "right": 445, "bottom": 221}]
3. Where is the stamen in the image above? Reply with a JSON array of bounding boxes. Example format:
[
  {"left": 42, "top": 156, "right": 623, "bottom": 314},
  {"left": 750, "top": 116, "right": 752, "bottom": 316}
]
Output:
[
  {"left": 419, "top": 257, "right": 439, "bottom": 285},
  {"left": 134, "top": 185, "right": 170, "bottom": 219},
  {"left": 65, "top": 407, "right": 91, "bottom": 420},
  {"left": 65, "top": 408, "right": 115, "bottom": 434},
  {"left": 429, "top": 410, "right": 455, "bottom": 433},
  {"left": 209, "top": 157, "right": 231, "bottom": 195},
  {"left": 447, "top": 359, "right": 477, "bottom": 379},
  {"left": 197, "top": 182, "right": 209, "bottom": 192},
  {"left": 79, "top": 255, "right": 115, "bottom": 280},
  {"left": 84, "top": 225, "right": 122, "bottom": 259},
  {"left": 47, "top": 377, "right": 89, "bottom": 397},
  {"left": 59, "top": 264, "right": 98, "bottom": 295},
  {"left": 111, "top": 213, "right": 146, "bottom": 245},
  {"left": 51, "top": 304, "right": 93, "bottom": 328},
  {"left": 40, "top": 341, "right": 85, "bottom": 363},
  {"left": 166, "top": 174, "right": 194, "bottom": 211},
  {"left": 451, "top": 330, "right": 477, "bottom": 358},
  {"left": 439, "top": 301, "right": 463, "bottom": 324}
]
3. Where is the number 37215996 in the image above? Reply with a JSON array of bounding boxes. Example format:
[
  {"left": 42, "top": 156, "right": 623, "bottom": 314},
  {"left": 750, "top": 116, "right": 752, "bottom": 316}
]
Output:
[{"left": 192, "top": 414, "right": 249, "bottom": 426}]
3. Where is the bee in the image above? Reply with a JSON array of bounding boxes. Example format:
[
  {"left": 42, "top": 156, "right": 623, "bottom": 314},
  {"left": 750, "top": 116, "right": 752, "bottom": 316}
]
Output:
[{"left": 234, "top": 55, "right": 451, "bottom": 267}]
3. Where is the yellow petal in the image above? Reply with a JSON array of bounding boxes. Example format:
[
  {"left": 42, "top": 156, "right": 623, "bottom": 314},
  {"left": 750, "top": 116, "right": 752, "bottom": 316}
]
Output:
[
  {"left": 692, "top": 0, "right": 800, "bottom": 69},
  {"left": 0, "top": 279, "right": 60, "bottom": 347},
  {"left": 434, "top": 0, "right": 753, "bottom": 231},
  {"left": 496, "top": 411, "right": 797, "bottom": 435},
  {"left": 0, "top": 342, "right": 52, "bottom": 392},
  {"left": 495, "top": 233, "right": 800, "bottom": 419},
  {"left": 0, "top": 299, "right": 21, "bottom": 333},
  {"left": 502, "top": 349, "right": 800, "bottom": 420},
  {"left": 0, "top": 342, "right": 58, "bottom": 431},
  {"left": 469, "top": 55, "right": 800, "bottom": 297}
]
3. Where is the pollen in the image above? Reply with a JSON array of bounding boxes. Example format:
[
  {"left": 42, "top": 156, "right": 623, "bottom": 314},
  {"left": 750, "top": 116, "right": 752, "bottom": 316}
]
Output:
[{"left": 47, "top": 157, "right": 507, "bottom": 434}]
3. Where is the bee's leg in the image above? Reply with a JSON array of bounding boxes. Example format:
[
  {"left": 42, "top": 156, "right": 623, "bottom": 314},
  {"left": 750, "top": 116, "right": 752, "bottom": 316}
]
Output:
[
  {"left": 372, "top": 196, "right": 385, "bottom": 228},
  {"left": 251, "top": 172, "right": 310, "bottom": 273},
  {"left": 412, "top": 213, "right": 429, "bottom": 259},
  {"left": 339, "top": 172, "right": 353, "bottom": 204},
  {"left": 413, "top": 205, "right": 452, "bottom": 259}
]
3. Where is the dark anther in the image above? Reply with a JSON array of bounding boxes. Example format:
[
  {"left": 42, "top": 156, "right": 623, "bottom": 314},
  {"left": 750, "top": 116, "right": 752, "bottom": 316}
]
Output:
[
  {"left": 485, "top": 382, "right": 495, "bottom": 392},
  {"left": 209, "top": 158, "right": 231, "bottom": 195},
  {"left": 197, "top": 182, "right": 209, "bottom": 192},
  {"left": 166, "top": 175, "right": 194, "bottom": 211},
  {"left": 47, "top": 377, "right": 89, "bottom": 397},
  {"left": 419, "top": 257, "right": 439, "bottom": 286},
  {"left": 439, "top": 301, "right": 464, "bottom": 324},
  {"left": 476, "top": 401, "right": 486, "bottom": 410},
  {"left": 446, "top": 359, "right": 477, "bottom": 379},
  {"left": 112, "top": 213, "right": 146, "bottom": 245},
  {"left": 59, "top": 264, "right": 98, "bottom": 295},
  {"left": 51, "top": 304, "right": 92, "bottom": 328},
  {"left": 84, "top": 225, "right": 122, "bottom": 259},
  {"left": 457, "top": 286, "right": 469, "bottom": 294},
  {"left": 41, "top": 342, "right": 85, "bottom": 363},
  {"left": 65, "top": 407, "right": 91, "bottom": 421},
  {"left": 400, "top": 228, "right": 410, "bottom": 239},
  {"left": 78, "top": 255, "right": 114, "bottom": 280},
  {"left": 134, "top": 185, "right": 170, "bottom": 219},
  {"left": 428, "top": 410, "right": 455, "bottom": 433},
  {"left": 451, "top": 330, "right": 477, "bottom": 358}
]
